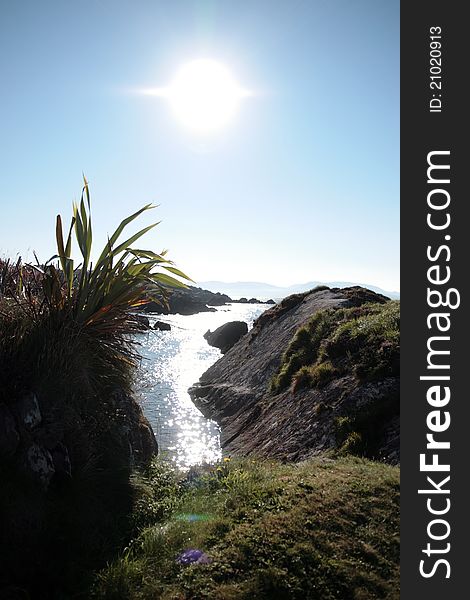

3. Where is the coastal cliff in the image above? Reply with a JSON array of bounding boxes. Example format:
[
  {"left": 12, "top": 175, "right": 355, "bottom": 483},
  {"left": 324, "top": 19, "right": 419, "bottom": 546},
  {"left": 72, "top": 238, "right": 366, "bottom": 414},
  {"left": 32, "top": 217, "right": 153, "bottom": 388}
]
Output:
[{"left": 190, "top": 286, "right": 399, "bottom": 463}]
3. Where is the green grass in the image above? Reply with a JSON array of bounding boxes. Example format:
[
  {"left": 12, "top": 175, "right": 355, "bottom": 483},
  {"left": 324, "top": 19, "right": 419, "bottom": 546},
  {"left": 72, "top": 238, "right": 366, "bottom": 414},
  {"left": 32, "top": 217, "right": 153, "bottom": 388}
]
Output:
[
  {"left": 93, "top": 456, "right": 400, "bottom": 600},
  {"left": 271, "top": 301, "right": 400, "bottom": 394}
]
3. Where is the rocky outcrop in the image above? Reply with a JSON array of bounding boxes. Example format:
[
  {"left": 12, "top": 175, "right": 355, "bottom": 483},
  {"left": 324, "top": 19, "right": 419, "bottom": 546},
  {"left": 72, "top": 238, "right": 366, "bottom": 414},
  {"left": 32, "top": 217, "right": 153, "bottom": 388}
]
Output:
[
  {"left": 189, "top": 287, "right": 399, "bottom": 464},
  {"left": 204, "top": 321, "right": 248, "bottom": 354},
  {"left": 232, "top": 296, "right": 271, "bottom": 305},
  {"left": 0, "top": 389, "right": 157, "bottom": 491},
  {"left": 144, "top": 286, "right": 230, "bottom": 315},
  {"left": 143, "top": 286, "right": 275, "bottom": 316},
  {"left": 189, "top": 288, "right": 232, "bottom": 306}
]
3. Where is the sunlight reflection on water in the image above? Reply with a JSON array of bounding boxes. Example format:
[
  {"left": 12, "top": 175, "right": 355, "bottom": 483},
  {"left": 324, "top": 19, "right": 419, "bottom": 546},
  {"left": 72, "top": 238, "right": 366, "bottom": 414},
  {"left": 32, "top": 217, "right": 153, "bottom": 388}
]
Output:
[{"left": 135, "top": 303, "right": 267, "bottom": 469}]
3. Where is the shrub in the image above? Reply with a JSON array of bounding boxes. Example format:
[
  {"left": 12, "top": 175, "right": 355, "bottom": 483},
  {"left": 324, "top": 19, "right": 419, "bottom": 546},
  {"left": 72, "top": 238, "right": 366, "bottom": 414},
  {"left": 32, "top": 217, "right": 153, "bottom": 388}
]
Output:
[
  {"left": 0, "top": 180, "right": 192, "bottom": 597},
  {"left": 0, "top": 178, "right": 192, "bottom": 402},
  {"left": 131, "top": 459, "right": 181, "bottom": 529},
  {"left": 292, "top": 361, "right": 337, "bottom": 393}
]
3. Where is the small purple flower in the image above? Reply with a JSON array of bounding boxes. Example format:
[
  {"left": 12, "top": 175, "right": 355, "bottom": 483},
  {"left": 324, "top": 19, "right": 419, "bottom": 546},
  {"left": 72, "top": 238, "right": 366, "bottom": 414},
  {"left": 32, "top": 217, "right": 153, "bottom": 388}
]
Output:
[{"left": 176, "top": 548, "right": 211, "bottom": 565}]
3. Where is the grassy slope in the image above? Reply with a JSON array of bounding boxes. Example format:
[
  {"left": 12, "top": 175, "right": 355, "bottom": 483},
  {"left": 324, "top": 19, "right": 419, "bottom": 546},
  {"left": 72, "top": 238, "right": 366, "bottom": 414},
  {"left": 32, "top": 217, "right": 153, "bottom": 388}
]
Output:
[
  {"left": 271, "top": 301, "right": 400, "bottom": 393},
  {"left": 93, "top": 456, "right": 399, "bottom": 600}
]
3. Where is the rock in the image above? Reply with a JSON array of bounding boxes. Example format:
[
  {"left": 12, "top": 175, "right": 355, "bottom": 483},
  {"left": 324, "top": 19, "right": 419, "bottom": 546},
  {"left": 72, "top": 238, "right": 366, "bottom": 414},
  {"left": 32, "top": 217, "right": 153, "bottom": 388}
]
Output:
[
  {"left": 232, "top": 296, "right": 266, "bottom": 304},
  {"left": 153, "top": 320, "right": 171, "bottom": 331},
  {"left": 110, "top": 390, "right": 158, "bottom": 466},
  {"left": 0, "top": 403, "right": 20, "bottom": 457},
  {"left": 135, "top": 314, "right": 150, "bottom": 330},
  {"left": 15, "top": 392, "right": 41, "bottom": 430},
  {"left": 190, "top": 287, "right": 398, "bottom": 464},
  {"left": 136, "top": 420, "right": 159, "bottom": 466},
  {"left": 204, "top": 321, "right": 248, "bottom": 354},
  {"left": 23, "top": 444, "right": 55, "bottom": 489},
  {"left": 266, "top": 299, "right": 276, "bottom": 304}
]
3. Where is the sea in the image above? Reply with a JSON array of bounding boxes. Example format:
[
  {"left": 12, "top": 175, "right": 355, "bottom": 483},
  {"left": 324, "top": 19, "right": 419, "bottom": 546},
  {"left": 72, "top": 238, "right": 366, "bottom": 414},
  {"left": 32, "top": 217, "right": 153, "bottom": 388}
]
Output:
[{"left": 135, "top": 303, "right": 268, "bottom": 469}]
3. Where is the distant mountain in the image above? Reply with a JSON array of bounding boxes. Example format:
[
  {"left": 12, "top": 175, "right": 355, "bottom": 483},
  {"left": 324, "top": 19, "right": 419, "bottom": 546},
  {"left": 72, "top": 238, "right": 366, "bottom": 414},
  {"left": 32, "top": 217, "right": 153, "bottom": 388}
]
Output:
[{"left": 199, "top": 280, "right": 400, "bottom": 301}]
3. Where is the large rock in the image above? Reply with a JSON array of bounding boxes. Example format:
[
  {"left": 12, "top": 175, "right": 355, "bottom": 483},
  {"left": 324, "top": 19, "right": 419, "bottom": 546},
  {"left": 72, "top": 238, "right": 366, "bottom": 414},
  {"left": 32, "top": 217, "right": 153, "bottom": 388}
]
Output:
[
  {"left": 204, "top": 321, "right": 248, "bottom": 354},
  {"left": 190, "top": 287, "right": 399, "bottom": 464}
]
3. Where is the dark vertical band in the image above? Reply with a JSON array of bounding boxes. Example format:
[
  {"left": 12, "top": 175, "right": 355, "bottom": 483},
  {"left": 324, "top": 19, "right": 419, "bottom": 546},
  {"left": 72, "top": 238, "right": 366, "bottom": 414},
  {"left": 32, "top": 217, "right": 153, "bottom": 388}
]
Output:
[{"left": 401, "top": 2, "right": 467, "bottom": 596}]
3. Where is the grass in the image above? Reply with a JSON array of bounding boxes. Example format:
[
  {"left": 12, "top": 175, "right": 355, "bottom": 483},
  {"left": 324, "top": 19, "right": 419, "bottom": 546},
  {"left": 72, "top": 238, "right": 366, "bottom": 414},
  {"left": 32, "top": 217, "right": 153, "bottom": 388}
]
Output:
[
  {"left": 271, "top": 301, "right": 400, "bottom": 394},
  {"left": 93, "top": 456, "right": 400, "bottom": 600},
  {"left": 250, "top": 286, "right": 329, "bottom": 341}
]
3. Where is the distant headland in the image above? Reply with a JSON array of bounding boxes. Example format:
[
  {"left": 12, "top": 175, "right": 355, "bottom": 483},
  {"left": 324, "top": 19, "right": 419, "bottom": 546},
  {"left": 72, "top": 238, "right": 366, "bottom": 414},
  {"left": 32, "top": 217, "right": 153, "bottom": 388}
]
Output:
[{"left": 199, "top": 280, "right": 400, "bottom": 301}]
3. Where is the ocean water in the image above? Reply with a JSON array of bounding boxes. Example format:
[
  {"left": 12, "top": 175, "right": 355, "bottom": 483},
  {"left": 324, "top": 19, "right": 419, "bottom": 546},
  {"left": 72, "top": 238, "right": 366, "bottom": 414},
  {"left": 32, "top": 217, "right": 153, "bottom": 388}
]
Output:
[{"left": 135, "top": 303, "right": 267, "bottom": 468}]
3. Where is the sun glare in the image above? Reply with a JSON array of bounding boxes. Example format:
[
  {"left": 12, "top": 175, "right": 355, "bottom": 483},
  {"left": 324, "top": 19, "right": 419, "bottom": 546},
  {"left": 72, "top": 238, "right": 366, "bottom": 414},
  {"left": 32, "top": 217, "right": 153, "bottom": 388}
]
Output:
[{"left": 149, "top": 59, "right": 250, "bottom": 133}]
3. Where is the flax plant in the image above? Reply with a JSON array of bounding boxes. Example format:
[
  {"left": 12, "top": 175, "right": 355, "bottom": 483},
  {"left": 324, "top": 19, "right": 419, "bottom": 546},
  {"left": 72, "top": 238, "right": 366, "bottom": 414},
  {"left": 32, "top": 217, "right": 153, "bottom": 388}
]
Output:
[
  {"left": 48, "top": 176, "right": 191, "bottom": 330},
  {"left": 1, "top": 179, "right": 192, "bottom": 398}
]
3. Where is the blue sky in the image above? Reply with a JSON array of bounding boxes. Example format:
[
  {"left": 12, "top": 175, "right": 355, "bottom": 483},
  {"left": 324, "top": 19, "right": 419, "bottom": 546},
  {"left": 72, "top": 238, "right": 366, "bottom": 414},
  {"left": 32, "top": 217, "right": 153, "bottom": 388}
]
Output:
[{"left": 0, "top": 0, "right": 399, "bottom": 291}]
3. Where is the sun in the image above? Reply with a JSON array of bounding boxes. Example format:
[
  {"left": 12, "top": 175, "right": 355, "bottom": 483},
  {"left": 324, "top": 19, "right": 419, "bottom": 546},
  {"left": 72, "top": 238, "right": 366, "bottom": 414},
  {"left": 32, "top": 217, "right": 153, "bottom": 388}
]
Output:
[{"left": 152, "top": 59, "right": 250, "bottom": 133}]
